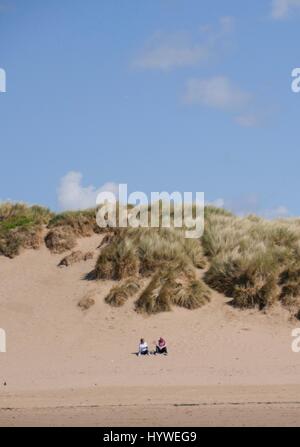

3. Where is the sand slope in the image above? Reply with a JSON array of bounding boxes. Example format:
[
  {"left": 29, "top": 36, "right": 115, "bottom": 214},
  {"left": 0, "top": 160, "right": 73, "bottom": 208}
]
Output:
[{"left": 1, "top": 234, "right": 300, "bottom": 425}]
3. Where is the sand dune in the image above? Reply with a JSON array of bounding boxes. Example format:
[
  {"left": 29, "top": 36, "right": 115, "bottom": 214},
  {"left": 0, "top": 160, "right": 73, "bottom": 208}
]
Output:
[{"left": 1, "top": 234, "right": 300, "bottom": 426}]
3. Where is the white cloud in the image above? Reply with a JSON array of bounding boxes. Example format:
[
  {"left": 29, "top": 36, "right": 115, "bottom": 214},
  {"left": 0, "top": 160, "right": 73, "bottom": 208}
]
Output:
[
  {"left": 133, "top": 42, "right": 208, "bottom": 71},
  {"left": 133, "top": 16, "right": 234, "bottom": 71},
  {"left": 57, "top": 171, "right": 118, "bottom": 211},
  {"left": 271, "top": 0, "right": 300, "bottom": 19},
  {"left": 184, "top": 76, "right": 251, "bottom": 111},
  {"left": 182, "top": 76, "right": 265, "bottom": 127}
]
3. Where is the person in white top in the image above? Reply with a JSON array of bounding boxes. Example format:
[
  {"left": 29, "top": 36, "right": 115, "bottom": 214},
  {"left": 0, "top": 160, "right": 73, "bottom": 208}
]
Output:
[{"left": 138, "top": 338, "right": 149, "bottom": 356}]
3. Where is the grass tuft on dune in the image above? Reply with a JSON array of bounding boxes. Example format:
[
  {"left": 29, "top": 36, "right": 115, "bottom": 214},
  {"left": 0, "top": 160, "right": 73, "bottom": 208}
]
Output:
[
  {"left": 135, "top": 264, "right": 210, "bottom": 314},
  {"left": 105, "top": 279, "right": 141, "bottom": 307},
  {"left": 0, "top": 202, "right": 53, "bottom": 258},
  {"left": 203, "top": 211, "right": 300, "bottom": 310},
  {"left": 48, "top": 209, "right": 102, "bottom": 237}
]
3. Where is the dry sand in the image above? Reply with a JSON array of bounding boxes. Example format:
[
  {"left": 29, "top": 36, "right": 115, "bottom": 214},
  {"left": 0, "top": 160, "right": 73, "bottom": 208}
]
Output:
[{"left": 1, "top": 234, "right": 300, "bottom": 426}]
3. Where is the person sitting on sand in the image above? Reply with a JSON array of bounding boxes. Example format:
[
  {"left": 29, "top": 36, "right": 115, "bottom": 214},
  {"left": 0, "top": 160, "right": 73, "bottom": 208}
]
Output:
[
  {"left": 138, "top": 338, "right": 149, "bottom": 356},
  {"left": 154, "top": 337, "right": 168, "bottom": 355}
]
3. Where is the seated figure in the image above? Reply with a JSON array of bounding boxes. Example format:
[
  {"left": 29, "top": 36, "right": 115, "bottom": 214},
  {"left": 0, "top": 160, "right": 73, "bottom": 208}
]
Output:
[{"left": 155, "top": 337, "right": 168, "bottom": 355}]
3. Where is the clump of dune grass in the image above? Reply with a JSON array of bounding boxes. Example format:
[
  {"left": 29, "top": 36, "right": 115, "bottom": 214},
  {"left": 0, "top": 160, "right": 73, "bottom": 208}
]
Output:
[
  {"left": 45, "top": 227, "right": 77, "bottom": 254},
  {"left": 95, "top": 238, "right": 140, "bottom": 280},
  {"left": 0, "top": 202, "right": 53, "bottom": 257},
  {"left": 135, "top": 264, "right": 210, "bottom": 315},
  {"left": 172, "top": 272, "right": 211, "bottom": 309},
  {"left": 94, "top": 227, "right": 206, "bottom": 280},
  {"left": 183, "top": 237, "right": 206, "bottom": 269},
  {"left": 45, "top": 209, "right": 107, "bottom": 255},
  {"left": 204, "top": 246, "right": 280, "bottom": 309},
  {"left": 58, "top": 250, "right": 93, "bottom": 267},
  {"left": 135, "top": 271, "right": 173, "bottom": 314},
  {"left": 0, "top": 202, "right": 53, "bottom": 224},
  {"left": 0, "top": 234, "right": 20, "bottom": 258},
  {"left": 279, "top": 261, "right": 300, "bottom": 304},
  {"left": 203, "top": 211, "right": 300, "bottom": 309},
  {"left": 78, "top": 293, "right": 95, "bottom": 310},
  {"left": 105, "top": 279, "right": 140, "bottom": 307},
  {"left": 48, "top": 209, "right": 102, "bottom": 237}
]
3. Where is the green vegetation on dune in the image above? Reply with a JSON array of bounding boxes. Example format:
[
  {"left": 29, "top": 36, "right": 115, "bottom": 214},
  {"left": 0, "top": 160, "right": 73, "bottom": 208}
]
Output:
[
  {"left": 0, "top": 204, "right": 103, "bottom": 257},
  {"left": 0, "top": 203, "right": 53, "bottom": 228},
  {"left": 0, "top": 203, "right": 53, "bottom": 257},
  {"left": 48, "top": 208, "right": 101, "bottom": 236}
]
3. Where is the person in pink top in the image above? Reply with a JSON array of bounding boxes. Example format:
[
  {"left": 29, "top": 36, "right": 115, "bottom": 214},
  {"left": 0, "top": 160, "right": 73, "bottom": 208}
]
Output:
[{"left": 154, "top": 337, "right": 168, "bottom": 355}]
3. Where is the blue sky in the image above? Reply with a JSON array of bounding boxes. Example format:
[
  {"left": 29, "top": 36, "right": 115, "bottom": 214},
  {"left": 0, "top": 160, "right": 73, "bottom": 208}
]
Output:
[{"left": 0, "top": 0, "right": 300, "bottom": 216}]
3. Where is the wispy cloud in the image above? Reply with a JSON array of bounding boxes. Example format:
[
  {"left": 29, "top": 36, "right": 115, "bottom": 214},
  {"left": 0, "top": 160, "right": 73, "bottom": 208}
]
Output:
[
  {"left": 133, "top": 16, "right": 267, "bottom": 128},
  {"left": 183, "top": 76, "right": 258, "bottom": 126},
  {"left": 133, "top": 16, "right": 235, "bottom": 71},
  {"left": 271, "top": 0, "right": 300, "bottom": 19},
  {"left": 57, "top": 171, "right": 118, "bottom": 210},
  {"left": 183, "top": 76, "right": 251, "bottom": 110}
]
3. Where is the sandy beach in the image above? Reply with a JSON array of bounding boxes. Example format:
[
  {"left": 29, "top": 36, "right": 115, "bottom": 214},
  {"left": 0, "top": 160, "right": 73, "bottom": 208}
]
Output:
[
  {"left": 1, "top": 385, "right": 300, "bottom": 426},
  {"left": 0, "top": 234, "right": 300, "bottom": 426}
]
